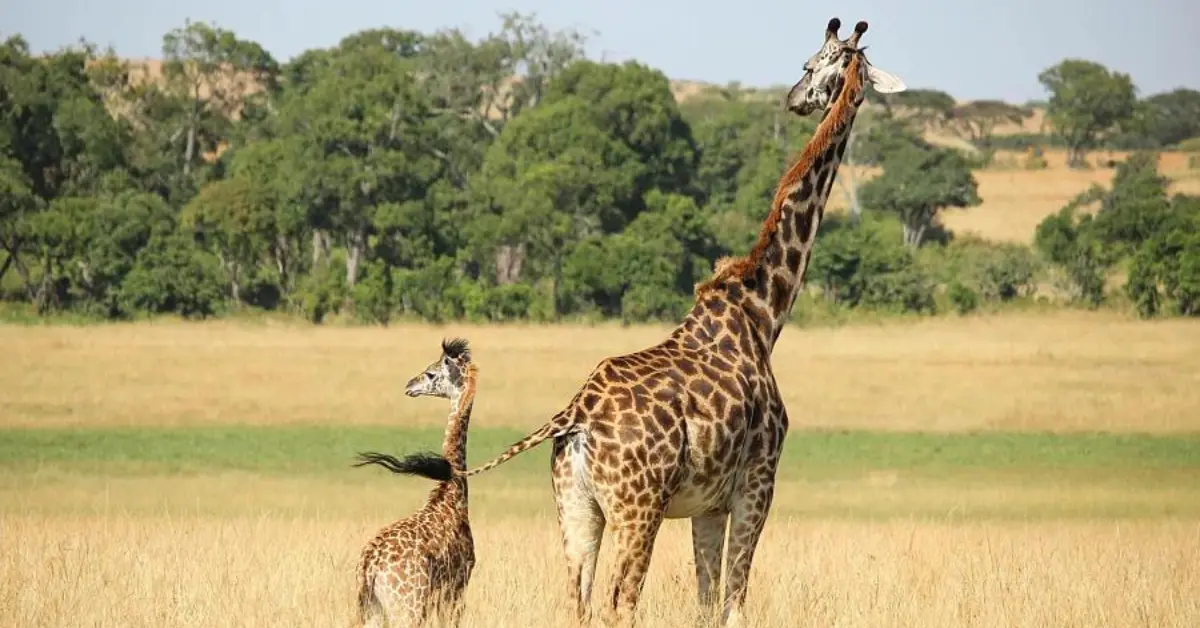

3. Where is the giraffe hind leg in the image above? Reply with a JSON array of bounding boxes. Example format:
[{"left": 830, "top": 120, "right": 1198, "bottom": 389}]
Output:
[
  {"left": 604, "top": 509, "right": 666, "bottom": 628},
  {"left": 553, "top": 437, "right": 606, "bottom": 624}
]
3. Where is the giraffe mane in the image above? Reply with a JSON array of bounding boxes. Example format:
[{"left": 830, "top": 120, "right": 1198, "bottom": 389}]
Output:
[
  {"left": 696, "top": 54, "right": 868, "bottom": 294},
  {"left": 441, "top": 337, "right": 471, "bottom": 361}
]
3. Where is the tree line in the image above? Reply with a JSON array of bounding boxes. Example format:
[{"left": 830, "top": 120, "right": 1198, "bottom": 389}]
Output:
[{"left": 1, "top": 15, "right": 1198, "bottom": 324}]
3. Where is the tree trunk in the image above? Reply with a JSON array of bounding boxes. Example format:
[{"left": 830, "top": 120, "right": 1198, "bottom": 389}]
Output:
[
  {"left": 346, "top": 227, "right": 365, "bottom": 286},
  {"left": 494, "top": 243, "right": 526, "bottom": 285},
  {"left": 838, "top": 130, "right": 861, "bottom": 221},
  {"left": 35, "top": 251, "right": 51, "bottom": 313},
  {"left": 0, "top": 252, "right": 12, "bottom": 285},
  {"left": 1066, "top": 146, "right": 1087, "bottom": 169},
  {"left": 274, "top": 233, "right": 290, "bottom": 291},
  {"left": 1, "top": 237, "right": 37, "bottom": 301},
  {"left": 217, "top": 252, "right": 241, "bottom": 303},
  {"left": 902, "top": 221, "right": 928, "bottom": 248},
  {"left": 183, "top": 107, "right": 198, "bottom": 178},
  {"left": 311, "top": 230, "right": 331, "bottom": 268}
]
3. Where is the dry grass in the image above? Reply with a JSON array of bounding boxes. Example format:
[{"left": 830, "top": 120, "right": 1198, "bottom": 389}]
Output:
[
  {"left": 2, "top": 512, "right": 1196, "bottom": 628},
  {"left": 825, "top": 149, "right": 1200, "bottom": 244},
  {"left": 6, "top": 469, "right": 1197, "bottom": 522},
  {"left": 941, "top": 150, "right": 1200, "bottom": 244},
  {"left": 4, "top": 311, "right": 1200, "bottom": 433}
]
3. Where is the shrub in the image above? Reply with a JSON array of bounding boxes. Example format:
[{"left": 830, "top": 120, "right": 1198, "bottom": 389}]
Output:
[
  {"left": 947, "top": 281, "right": 980, "bottom": 314},
  {"left": 119, "top": 233, "right": 225, "bottom": 319}
]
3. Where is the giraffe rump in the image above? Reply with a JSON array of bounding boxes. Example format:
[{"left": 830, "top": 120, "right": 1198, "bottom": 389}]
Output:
[{"left": 353, "top": 450, "right": 454, "bottom": 482}]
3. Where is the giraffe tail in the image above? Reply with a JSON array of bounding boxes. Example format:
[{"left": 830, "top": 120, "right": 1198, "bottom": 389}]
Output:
[
  {"left": 460, "top": 409, "right": 576, "bottom": 478},
  {"left": 352, "top": 451, "right": 454, "bottom": 482}
]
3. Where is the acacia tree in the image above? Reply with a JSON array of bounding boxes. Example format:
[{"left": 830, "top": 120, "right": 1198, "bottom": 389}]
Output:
[
  {"left": 1038, "top": 59, "right": 1136, "bottom": 168},
  {"left": 875, "top": 88, "right": 956, "bottom": 128},
  {"left": 948, "top": 100, "right": 1032, "bottom": 150},
  {"left": 860, "top": 144, "right": 981, "bottom": 248}
]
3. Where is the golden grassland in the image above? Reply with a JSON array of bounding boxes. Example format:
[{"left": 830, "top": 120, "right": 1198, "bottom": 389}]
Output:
[
  {"left": 823, "top": 149, "right": 1200, "bottom": 244},
  {"left": 2, "top": 513, "right": 1196, "bottom": 628},
  {"left": 3, "top": 312, "right": 1199, "bottom": 627},
  {"left": 5, "top": 310, "right": 1200, "bottom": 432}
]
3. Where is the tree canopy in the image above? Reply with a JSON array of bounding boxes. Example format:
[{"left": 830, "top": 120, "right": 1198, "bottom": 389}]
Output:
[{"left": 1, "top": 18, "right": 1197, "bottom": 326}]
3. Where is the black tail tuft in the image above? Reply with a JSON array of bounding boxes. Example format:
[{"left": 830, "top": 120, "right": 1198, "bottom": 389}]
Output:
[{"left": 352, "top": 451, "right": 454, "bottom": 482}]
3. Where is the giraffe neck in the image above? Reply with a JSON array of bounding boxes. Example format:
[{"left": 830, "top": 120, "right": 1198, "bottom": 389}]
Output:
[
  {"left": 442, "top": 364, "right": 477, "bottom": 473},
  {"left": 749, "top": 112, "right": 857, "bottom": 346},
  {"left": 692, "top": 56, "right": 867, "bottom": 352}
]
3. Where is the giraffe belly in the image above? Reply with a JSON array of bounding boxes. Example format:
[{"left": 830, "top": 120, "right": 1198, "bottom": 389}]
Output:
[{"left": 663, "top": 472, "right": 735, "bottom": 519}]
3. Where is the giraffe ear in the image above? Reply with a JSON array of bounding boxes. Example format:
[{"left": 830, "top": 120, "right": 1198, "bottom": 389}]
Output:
[{"left": 866, "top": 64, "right": 906, "bottom": 94}]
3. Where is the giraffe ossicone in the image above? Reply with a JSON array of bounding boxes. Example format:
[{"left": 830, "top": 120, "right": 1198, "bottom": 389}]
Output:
[
  {"left": 379, "top": 17, "right": 905, "bottom": 628},
  {"left": 350, "top": 338, "right": 477, "bottom": 628}
]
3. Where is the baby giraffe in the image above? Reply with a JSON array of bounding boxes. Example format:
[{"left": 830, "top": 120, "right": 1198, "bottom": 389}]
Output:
[{"left": 352, "top": 338, "right": 477, "bottom": 628}]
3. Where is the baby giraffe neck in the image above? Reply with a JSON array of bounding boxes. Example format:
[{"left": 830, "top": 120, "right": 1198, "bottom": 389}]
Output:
[{"left": 441, "top": 365, "right": 477, "bottom": 473}]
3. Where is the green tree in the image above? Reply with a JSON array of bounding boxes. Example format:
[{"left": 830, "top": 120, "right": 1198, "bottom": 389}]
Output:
[
  {"left": 809, "top": 213, "right": 936, "bottom": 313},
  {"left": 180, "top": 177, "right": 276, "bottom": 304},
  {"left": 275, "top": 31, "right": 445, "bottom": 290},
  {"left": 1089, "top": 152, "right": 1172, "bottom": 253},
  {"left": 1140, "top": 88, "right": 1200, "bottom": 148},
  {"left": 119, "top": 231, "right": 225, "bottom": 318},
  {"left": 859, "top": 145, "right": 982, "bottom": 248},
  {"left": 468, "top": 96, "right": 639, "bottom": 303},
  {"left": 1124, "top": 194, "right": 1200, "bottom": 317},
  {"left": 1034, "top": 198, "right": 1113, "bottom": 307},
  {"left": 1038, "top": 60, "right": 1136, "bottom": 168},
  {"left": 0, "top": 38, "right": 131, "bottom": 306},
  {"left": 544, "top": 60, "right": 699, "bottom": 215},
  {"left": 160, "top": 19, "right": 279, "bottom": 178}
]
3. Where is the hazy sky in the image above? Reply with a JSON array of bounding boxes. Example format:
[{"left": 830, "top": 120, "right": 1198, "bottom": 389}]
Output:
[{"left": 4, "top": 0, "right": 1199, "bottom": 102}]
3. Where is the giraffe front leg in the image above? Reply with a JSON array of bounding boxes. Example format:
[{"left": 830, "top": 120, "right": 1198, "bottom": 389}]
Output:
[
  {"left": 720, "top": 461, "right": 779, "bottom": 627},
  {"left": 691, "top": 512, "right": 727, "bottom": 613}
]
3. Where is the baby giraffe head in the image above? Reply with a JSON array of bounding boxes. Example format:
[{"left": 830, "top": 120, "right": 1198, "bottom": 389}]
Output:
[{"left": 404, "top": 337, "right": 472, "bottom": 399}]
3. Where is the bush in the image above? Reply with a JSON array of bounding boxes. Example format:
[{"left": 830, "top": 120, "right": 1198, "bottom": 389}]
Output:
[
  {"left": 353, "top": 261, "right": 397, "bottom": 325},
  {"left": 1034, "top": 206, "right": 1114, "bottom": 306},
  {"left": 118, "top": 233, "right": 225, "bottom": 319},
  {"left": 977, "top": 244, "right": 1040, "bottom": 301},
  {"left": 293, "top": 263, "right": 346, "bottom": 324},
  {"left": 1024, "top": 152, "right": 1049, "bottom": 170},
  {"left": 862, "top": 266, "right": 937, "bottom": 313},
  {"left": 460, "top": 281, "right": 537, "bottom": 322},
  {"left": 620, "top": 284, "right": 689, "bottom": 323},
  {"left": 947, "top": 281, "right": 980, "bottom": 314},
  {"left": 810, "top": 213, "right": 936, "bottom": 313},
  {"left": 394, "top": 257, "right": 463, "bottom": 323}
]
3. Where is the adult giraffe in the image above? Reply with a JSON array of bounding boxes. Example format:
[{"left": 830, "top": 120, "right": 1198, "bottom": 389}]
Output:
[{"left": 397, "top": 17, "right": 906, "bottom": 627}]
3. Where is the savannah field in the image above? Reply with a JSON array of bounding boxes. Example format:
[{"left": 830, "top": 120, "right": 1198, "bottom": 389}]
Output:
[{"left": 2, "top": 312, "right": 1200, "bottom": 627}]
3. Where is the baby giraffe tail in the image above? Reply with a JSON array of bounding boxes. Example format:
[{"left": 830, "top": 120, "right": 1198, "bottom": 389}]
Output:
[{"left": 352, "top": 451, "right": 454, "bottom": 481}]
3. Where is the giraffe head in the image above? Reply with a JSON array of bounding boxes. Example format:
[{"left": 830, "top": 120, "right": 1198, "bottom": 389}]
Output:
[
  {"left": 404, "top": 337, "right": 472, "bottom": 399},
  {"left": 786, "top": 17, "right": 906, "bottom": 117}
]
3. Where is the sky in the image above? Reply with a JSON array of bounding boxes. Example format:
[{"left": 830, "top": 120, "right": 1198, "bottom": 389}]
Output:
[{"left": 4, "top": 0, "right": 1199, "bottom": 103}]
